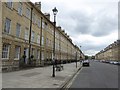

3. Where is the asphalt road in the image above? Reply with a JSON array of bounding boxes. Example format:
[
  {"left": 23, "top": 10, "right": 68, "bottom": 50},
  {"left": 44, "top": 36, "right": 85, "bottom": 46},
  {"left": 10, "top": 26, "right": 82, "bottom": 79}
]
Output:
[{"left": 69, "top": 60, "right": 119, "bottom": 88}]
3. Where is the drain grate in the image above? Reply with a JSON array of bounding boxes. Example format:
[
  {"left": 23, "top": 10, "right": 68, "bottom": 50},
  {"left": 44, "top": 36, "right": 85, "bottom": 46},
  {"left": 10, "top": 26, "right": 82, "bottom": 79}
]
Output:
[{"left": 21, "top": 72, "right": 41, "bottom": 77}]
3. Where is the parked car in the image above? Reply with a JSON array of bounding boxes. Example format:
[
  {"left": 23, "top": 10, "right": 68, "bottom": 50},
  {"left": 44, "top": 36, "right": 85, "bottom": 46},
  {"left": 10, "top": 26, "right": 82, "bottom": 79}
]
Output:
[
  {"left": 112, "top": 61, "right": 120, "bottom": 65},
  {"left": 118, "top": 62, "right": 120, "bottom": 65},
  {"left": 109, "top": 61, "right": 115, "bottom": 64},
  {"left": 109, "top": 61, "right": 120, "bottom": 65},
  {"left": 101, "top": 60, "right": 106, "bottom": 63},
  {"left": 82, "top": 60, "right": 90, "bottom": 66}
]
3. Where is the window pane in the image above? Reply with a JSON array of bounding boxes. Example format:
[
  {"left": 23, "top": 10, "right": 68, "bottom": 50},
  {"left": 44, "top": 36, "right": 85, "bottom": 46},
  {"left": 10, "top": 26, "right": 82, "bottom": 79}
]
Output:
[
  {"left": 38, "top": 19, "right": 40, "bottom": 28},
  {"left": 26, "top": 8, "right": 30, "bottom": 18},
  {"left": 18, "top": 3, "right": 22, "bottom": 15},
  {"left": 42, "top": 21, "right": 45, "bottom": 29},
  {"left": 16, "top": 23, "right": 21, "bottom": 37},
  {"left": 15, "top": 46, "right": 20, "bottom": 59},
  {"left": 37, "top": 50, "right": 40, "bottom": 59},
  {"left": 4, "top": 18, "right": 11, "bottom": 33},
  {"left": 25, "top": 27, "right": 29, "bottom": 40},
  {"left": 42, "top": 36, "right": 44, "bottom": 45},
  {"left": 7, "top": 0, "right": 13, "bottom": 9},
  {"left": 31, "top": 31, "right": 34, "bottom": 42},
  {"left": 37, "top": 35, "right": 40, "bottom": 44},
  {"left": 2, "top": 44, "right": 9, "bottom": 59}
]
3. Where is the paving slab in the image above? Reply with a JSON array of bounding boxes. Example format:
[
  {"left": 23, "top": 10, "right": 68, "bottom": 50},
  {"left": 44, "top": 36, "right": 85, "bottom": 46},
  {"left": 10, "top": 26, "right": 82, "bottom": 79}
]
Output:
[{"left": 2, "top": 62, "right": 82, "bottom": 88}]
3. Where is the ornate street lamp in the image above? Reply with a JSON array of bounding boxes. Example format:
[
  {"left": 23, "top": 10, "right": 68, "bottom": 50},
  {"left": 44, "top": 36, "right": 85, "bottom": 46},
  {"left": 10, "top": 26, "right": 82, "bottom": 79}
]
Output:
[{"left": 52, "top": 7, "right": 58, "bottom": 77}]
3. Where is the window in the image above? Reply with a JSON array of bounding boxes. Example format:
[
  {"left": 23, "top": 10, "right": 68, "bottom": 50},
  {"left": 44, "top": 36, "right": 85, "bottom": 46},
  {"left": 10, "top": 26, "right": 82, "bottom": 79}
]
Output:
[
  {"left": 42, "top": 36, "right": 44, "bottom": 45},
  {"left": 31, "top": 31, "right": 35, "bottom": 42},
  {"left": 37, "top": 50, "right": 40, "bottom": 59},
  {"left": 35, "top": 16, "right": 37, "bottom": 24},
  {"left": 16, "top": 23, "right": 21, "bottom": 37},
  {"left": 32, "top": 13, "right": 35, "bottom": 24},
  {"left": 41, "top": 52, "right": 44, "bottom": 60},
  {"left": 26, "top": 8, "right": 30, "bottom": 19},
  {"left": 15, "top": 46, "right": 20, "bottom": 59},
  {"left": 46, "top": 38, "right": 49, "bottom": 46},
  {"left": 42, "top": 21, "right": 45, "bottom": 29},
  {"left": 38, "top": 19, "right": 40, "bottom": 28},
  {"left": 4, "top": 18, "right": 11, "bottom": 34},
  {"left": 31, "top": 48, "right": 35, "bottom": 56},
  {"left": 18, "top": 2, "right": 22, "bottom": 15},
  {"left": 25, "top": 28, "right": 29, "bottom": 40},
  {"left": 6, "top": 0, "right": 13, "bottom": 9},
  {"left": 37, "top": 34, "right": 40, "bottom": 44},
  {"left": 2, "top": 44, "right": 10, "bottom": 59}
]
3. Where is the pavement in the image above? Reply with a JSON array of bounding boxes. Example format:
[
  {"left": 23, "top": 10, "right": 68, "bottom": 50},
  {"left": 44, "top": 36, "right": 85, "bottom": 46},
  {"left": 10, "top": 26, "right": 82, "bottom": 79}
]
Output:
[{"left": 2, "top": 62, "right": 82, "bottom": 89}]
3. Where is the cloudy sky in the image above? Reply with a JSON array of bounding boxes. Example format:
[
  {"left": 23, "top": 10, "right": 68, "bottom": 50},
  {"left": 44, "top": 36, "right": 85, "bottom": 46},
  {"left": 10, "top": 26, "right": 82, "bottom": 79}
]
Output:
[{"left": 31, "top": 0, "right": 119, "bottom": 56}]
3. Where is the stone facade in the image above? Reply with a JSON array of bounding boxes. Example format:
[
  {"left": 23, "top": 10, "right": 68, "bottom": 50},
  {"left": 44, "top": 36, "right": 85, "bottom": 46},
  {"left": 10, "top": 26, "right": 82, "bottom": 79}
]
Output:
[
  {"left": 95, "top": 40, "right": 120, "bottom": 61},
  {"left": 1, "top": 1, "right": 85, "bottom": 71}
]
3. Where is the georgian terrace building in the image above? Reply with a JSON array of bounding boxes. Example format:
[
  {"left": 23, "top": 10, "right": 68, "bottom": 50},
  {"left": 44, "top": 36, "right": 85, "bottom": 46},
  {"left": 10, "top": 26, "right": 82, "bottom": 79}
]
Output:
[
  {"left": 1, "top": 1, "right": 84, "bottom": 71},
  {"left": 95, "top": 40, "right": 120, "bottom": 61}
]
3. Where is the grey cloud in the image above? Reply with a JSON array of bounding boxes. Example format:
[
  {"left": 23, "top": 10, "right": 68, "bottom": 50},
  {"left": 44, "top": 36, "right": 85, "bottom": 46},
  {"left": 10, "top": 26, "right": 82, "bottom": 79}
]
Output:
[
  {"left": 91, "top": 14, "right": 118, "bottom": 37},
  {"left": 76, "top": 41, "right": 107, "bottom": 55},
  {"left": 70, "top": 11, "right": 93, "bottom": 35},
  {"left": 67, "top": 9, "right": 117, "bottom": 37}
]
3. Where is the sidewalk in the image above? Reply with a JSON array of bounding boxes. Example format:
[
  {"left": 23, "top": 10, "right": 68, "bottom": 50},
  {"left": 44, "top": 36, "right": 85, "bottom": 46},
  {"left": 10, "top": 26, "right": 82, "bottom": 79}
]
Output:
[{"left": 2, "top": 62, "right": 82, "bottom": 88}]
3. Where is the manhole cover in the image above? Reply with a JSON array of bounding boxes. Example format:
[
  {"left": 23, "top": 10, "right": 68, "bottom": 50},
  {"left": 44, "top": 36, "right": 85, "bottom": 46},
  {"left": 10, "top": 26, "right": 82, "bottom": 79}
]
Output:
[{"left": 21, "top": 72, "right": 41, "bottom": 77}]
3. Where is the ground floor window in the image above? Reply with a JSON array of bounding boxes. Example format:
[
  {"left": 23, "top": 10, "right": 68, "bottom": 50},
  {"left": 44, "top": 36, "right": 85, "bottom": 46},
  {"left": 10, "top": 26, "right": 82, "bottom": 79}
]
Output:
[
  {"left": 37, "top": 50, "right": 40, "bottom": 59},
  {"left": 41, "top": 52, "right": 44, "bottom": 60},
  {"left": 15, "top": 46, "right": 20, "bottom": 59},
  {"left": 2, "top": 44, "right": 10, "bottom": 59}
]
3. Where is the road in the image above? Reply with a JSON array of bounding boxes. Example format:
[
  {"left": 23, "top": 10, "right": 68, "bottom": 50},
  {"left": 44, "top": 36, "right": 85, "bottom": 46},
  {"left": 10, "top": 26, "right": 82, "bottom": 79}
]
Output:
[{"left": 69, "top": 60, "right": 118, "bottom": 88}]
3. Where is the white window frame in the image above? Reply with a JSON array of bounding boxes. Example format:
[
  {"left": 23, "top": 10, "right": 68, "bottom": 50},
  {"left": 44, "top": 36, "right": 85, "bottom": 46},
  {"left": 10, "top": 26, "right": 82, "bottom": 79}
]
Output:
[
  {"left": 41, "top": 52, "right": 44, "bottom": 60},
  {"left": 6, "top": 0, "right": 13, "bottom": 9},
  {"left": 31, "top": 48, "right": 35, "bottom": 56},
  {"left": 26, "top": 8, "right": 30, "bottom": 19},
  {"left": 16, "top": 23, "right": 21, "bottom": 37},
  {"left": 42, "top": 21, "right": 45, "bottom": 29},
  {"left": 2, "top": 44, "right": 10, "bottom": 59},
  {"left": 37, "top": 50, "right": 40, "bottom": 59},
  {"left": 37, "top": 34, "right": 40, "bottom": 44},
  {"left": 25, "top": 27, "right": 29, "bottom": 40},
  {"left": 32, "top": 13, "right": 36, "bottom": 24},
  {"left": 18, "top": 2, "right": 22, "bottom": 15},
  {"left": 42, "top": 36, "right": 44, "bottom": 45},
  {"left": 4, "top": 18, "right": 11, "bottom": 34},
  {"left": 31, "top": 31, "right": 35, "bottom": 42},
  {"left": 38, "top": 19, "right": 41, "bottom": 28},
  {"left": 14, "top": 46, "right": 20, "bottom": 60}
]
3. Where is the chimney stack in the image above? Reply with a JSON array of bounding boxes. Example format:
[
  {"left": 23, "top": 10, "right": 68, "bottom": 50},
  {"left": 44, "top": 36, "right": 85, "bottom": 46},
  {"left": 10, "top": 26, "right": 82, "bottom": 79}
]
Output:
[
  {"left": 35, "top": 2, "right": 41, "bottom": 11},
  {"left": 44, "top": 13, "right": 50, "bottom": 20},
  {"left": 57, "top": 26, "right": 61, "bottom": 30}
]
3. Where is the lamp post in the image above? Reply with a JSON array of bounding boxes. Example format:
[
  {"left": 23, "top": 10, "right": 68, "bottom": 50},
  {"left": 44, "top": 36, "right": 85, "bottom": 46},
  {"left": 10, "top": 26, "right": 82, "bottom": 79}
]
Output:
[
  {"left": 76, "top": 51, "right": 77, "bottom": 68},
  {"left": 79, "top": 46, "right": 82, "bottom": 64},
  {"left": 52, "top": 7, "right": 58, "bottom": 77},
  {"left": 75, "top": 45, "right": 77, "bottom": 68}
]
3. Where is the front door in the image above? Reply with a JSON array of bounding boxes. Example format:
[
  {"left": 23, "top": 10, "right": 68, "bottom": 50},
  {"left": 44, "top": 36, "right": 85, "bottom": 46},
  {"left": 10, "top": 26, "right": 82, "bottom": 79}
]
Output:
[{"left": 24, "top": 48, "right": 28, "bottom": 64}]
